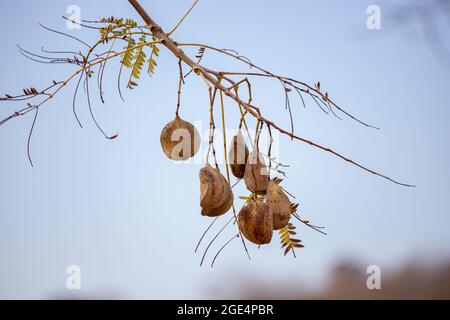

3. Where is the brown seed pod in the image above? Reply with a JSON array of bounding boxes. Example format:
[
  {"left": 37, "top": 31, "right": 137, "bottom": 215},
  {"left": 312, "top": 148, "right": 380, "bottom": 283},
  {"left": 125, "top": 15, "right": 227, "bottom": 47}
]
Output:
[
  {"left": 229, "top": 131, "right": 249, "bottom": 179},
  {"left": 160, "top": 115, "right": 200, "bottom": 161},
  {"left": 200, "top": 165, "right": 224, "bottom": 208},
  {"left": 238, "top": 200, "right": 273, "bottom": 245},
  {"left": 202, "top": 190, "right": 233, "bottom": 217},
  {"left": 244, "top": 151, "right": 269, "bottom": 193},
  {"left": 199, "top": 165, "right": 233, "bottom": 217},
  {"left": 266, "top": 179, "right": 291, "bottom": 230}
]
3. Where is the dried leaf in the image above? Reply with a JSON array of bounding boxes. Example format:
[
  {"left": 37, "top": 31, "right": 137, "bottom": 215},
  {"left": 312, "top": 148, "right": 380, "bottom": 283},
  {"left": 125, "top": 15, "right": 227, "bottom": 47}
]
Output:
[
  {"left": 279, "top": 223, "right": 303, "bottom": 257},
  {"left": 284, "top": 245, "right": 292, "bottom": 256}
]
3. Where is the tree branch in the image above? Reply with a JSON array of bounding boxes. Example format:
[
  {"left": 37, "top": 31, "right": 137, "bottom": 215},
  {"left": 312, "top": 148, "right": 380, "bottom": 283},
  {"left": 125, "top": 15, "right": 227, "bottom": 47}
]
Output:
[{"left": 127, "top": 0, "right": 414, "bottom": 187}]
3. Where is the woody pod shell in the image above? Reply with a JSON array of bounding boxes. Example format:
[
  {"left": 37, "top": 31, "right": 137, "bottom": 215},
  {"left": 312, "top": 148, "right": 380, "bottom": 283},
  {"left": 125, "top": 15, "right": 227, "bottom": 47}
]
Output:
[
  {"left": 160, "top": 115, "right": 200, "bottom": 161},
  {"left": 199, "top": 165, "right": 234, "bottom": 217},
  {"left": 238, "top": 200, "right": 273, "bottom": 245},
  {"left": 266, "top": 179, "right": 291, "bottom": 230},
  {"left": 244, "top": 151, "right": 269, "bottom": 193},
  {"left": 229, "top": 131, "right": 249, "bottom": 179}
]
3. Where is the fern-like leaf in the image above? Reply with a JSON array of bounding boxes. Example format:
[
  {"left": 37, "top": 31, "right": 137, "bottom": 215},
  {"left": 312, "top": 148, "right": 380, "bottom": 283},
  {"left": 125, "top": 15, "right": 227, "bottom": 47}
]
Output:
[
  {"left": 279, "top": 223, "right": 304, "bottom": 257},
  {"left": 123, "top": 35, "right": 149, "bottom": 89},
  {"left": 121, "top": 38, "right": 136, "bottom": 68},
  {"left": 130, "top": 48, "right": 146, "bottom": 79},
  {"left": 99, "top": 17, "right": 139, "bottom": 44},
  {"left": 147, "top": 37, "right": 159, "bottom": 75}
]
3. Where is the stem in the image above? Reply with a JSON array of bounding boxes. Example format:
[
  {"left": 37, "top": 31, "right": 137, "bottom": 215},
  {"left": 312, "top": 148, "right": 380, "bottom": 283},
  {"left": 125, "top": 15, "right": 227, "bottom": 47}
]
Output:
[
  {"left": 176, "top": 59, "right": 183, "bottom": 116},
  {"left": 127, "top": 0, "right": 414, "bottom": 187},
  {"left": 219, "top": 90, "right": 251, "bottom": 260},
  {"left": 167, "top": 0, "right": 199, "bottom": 36},
  {"left": 1, "top": 40, "right": 159, "bottom": 127}
]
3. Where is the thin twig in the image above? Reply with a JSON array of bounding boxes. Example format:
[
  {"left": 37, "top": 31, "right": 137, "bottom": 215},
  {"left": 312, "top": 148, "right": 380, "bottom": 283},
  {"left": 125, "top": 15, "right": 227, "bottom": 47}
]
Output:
[
  {"left": 211, "top": 234, "right": 239, "bottom": 268},
  {"left": 195, "top": 217, "right": 218, "bottom": 253},
  {"left": 38, "top": 23, "right": 90, "bottom": 48},
  {"left": 219, "top": 89, "right": 251, "bottom": 260},
  {"left": 27, "top": 108, "right": 39, "bottom": 167},
  {"left": 176, "top": 59, "right": 184, "bottom": 116},
  {"left": 200, "top": 216, "right": 234, "bottom": 267},
  {"left": 167, "top": 0, "right": 199, "bottom": 36}
]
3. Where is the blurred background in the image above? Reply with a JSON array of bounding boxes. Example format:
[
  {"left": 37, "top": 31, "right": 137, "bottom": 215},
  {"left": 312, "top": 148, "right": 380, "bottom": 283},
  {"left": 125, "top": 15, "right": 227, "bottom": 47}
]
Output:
[{"left": 0, "top": 0, "right": 449, "bottom": 299}]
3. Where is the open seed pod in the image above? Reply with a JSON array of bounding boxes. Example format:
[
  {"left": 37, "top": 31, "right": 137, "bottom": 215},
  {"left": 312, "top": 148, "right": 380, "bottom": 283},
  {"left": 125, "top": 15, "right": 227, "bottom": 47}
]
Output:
[
  {"left": 199, "top": 165, "right": 233, "bottom": 217},
  {"left": 238, "top": 200, "right": 273, "bottom": 245},
  {"left": 244, "top": 151, "right": 269, "bottom": 193},
  {"left": 266, "top": 178, "right": 291, "bottom": 230},
  {"left": 229, "top": 130, "right": 249, "bottom": 179},
  {"left": 160, "top": 115, "right": 200, "bottom": 161},
  {"left": 202, "top": 190, "right": 233, "bottom": 217}
]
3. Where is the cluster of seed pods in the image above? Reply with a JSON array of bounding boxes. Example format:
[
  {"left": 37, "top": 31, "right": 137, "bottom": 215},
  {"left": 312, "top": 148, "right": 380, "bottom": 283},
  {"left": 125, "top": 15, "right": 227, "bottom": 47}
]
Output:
[{"left": 160, "top": 116, "right": 294, "bottom": 246}]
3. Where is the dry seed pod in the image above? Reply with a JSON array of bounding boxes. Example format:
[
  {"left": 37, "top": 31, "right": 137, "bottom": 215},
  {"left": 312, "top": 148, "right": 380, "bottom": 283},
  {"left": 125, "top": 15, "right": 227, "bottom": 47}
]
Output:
[
  {"left": 199, "top": 165, "right": 233, "bottom": 217},
  {"left": 229, "top": 131, "right": 249, "bottom": 179},
  {"left": 244, "top": 151, "right": 269, "bottom": 193},
  {"left": 238, "top": 200, "right": 273, "bottom": 245},
  {"left": 202, "top": 190, "right": 233, "bottom": 217},
  {"left": 200, "top": 165, "right": 224, "bottom": 209},
  {"left": 160, "top": 115, "right": 200, "bottom": 161},
  {"left": 266, "top": 179, "right": 291, "bottom": 230},
  {"left": 200, "top": 166, "right": 215, "bottom": 209}
]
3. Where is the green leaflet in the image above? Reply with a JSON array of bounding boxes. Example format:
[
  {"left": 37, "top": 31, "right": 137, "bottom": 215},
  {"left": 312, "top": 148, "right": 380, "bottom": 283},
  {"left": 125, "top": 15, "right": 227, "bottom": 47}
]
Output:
[
  {"left": 99, "top": 17, "right": 139, "bottom": 44},
  {"left": 99, "top": 18, "right": 159, "bottom": 88},
  {"left": 127, "top": 48, "right": 146, "bottom": 89},
  {"left": 147, "top": 37, "right": 159, "bottom": 75},
  {"left": 126, "top": 36, "right": 151, "bottom": 89},
  {"left": 121, "top": 39, "right": 136, "bottom": 68}
]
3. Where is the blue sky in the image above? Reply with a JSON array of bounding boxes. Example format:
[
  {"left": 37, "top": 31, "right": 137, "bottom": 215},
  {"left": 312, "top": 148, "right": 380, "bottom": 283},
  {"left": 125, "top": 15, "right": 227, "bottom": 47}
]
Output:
[{"left": 0, "top": 0, "right": 449, "bottom": 299}]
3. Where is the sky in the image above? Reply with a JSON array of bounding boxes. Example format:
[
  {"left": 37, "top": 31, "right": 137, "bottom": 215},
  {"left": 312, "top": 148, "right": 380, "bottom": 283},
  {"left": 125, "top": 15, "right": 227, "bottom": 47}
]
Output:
[{"left": 0, "top": 0, "right": 449, "bottom": 299}]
